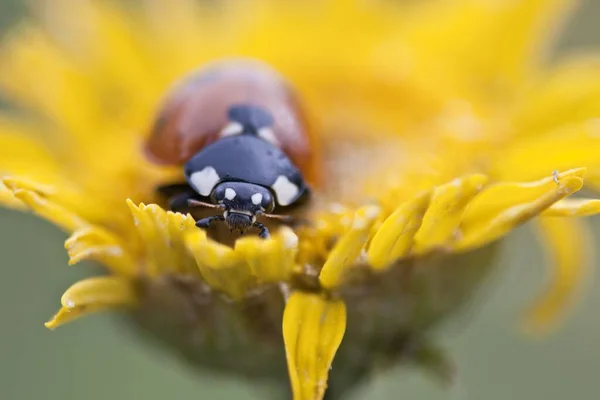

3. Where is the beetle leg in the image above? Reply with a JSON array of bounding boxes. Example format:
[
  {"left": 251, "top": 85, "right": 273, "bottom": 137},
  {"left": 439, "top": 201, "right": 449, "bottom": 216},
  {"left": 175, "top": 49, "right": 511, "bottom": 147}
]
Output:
[
  {"left": 195, "top": 215, "right": 225, "bottom": 229},
  {"left": 155, "top": 182, "right": 202, "bottom": 213},
  {"left": 253, "top": 222, "right": 270, "bottom": 239},
  {"left": 168, "top": 191, "right": 202, "bottom": 213}
]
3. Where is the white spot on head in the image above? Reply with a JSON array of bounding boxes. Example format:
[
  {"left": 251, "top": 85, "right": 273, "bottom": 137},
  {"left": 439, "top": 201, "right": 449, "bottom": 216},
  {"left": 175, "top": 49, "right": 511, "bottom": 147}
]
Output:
[
  {"left": 271, "top": 175, "right": 299, "bottom": 206},
  {"left": 220, "top": 121, "right": 244, "bottom": 137},
  {"left": 224, "top": 188, "right": 236, "bottom": 200},
  {"left": 189, "top": 166, "right": 220, "bottom": 196},
  {"left": 251, "top": 192, "right": 263, "bottom": 205},
  {"left": 257, "top": 127, "right": 280, "bottom": 146}
]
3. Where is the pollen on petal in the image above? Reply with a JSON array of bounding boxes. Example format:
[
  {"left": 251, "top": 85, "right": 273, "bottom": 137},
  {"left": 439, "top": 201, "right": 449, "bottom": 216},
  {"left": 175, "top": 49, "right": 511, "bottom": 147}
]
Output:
[
  {"left": 45, "top": 276, "right": 137, "bottom": 330},
  {"left": 283, "top": 292, "right": 347, "bottom": 400}
]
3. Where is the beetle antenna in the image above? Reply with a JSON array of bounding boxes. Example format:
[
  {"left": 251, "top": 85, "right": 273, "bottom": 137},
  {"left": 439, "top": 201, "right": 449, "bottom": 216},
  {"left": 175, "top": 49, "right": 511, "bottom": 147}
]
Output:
[
  {"left": 261, "top": 213, "right": 310, "bottom": 226},
  {"left": 261, "top": 213, "right": 293, "bottom": 222},
  {"left": 187, "top": 199, "right": 224, "bottom": 209}
]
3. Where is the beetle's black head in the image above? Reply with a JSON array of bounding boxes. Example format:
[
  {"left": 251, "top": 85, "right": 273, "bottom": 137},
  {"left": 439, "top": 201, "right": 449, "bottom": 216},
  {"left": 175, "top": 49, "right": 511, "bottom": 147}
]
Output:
[{"left": 212, "top": 181, "right": 275, "bottom": 233}]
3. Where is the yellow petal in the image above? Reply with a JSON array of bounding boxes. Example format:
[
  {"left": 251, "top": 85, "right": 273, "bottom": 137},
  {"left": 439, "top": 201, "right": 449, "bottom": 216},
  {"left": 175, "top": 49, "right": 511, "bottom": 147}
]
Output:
[
  {"left": 403, "top": 0, "right": 573, "bottom": 99},
  {"left": 513, "top": 57, "right": 600, "bottom": 136},
  {"left": 2, "top": 176, "right": 127, "bottom": 230},
  {"left": 235, "top": 226, "right": 299, "bottom": 284},
  {"left": 0, "top": 27, "right": 105, "bottom": 139},
  {"left": 126, "top": 199, "right": 197, "bottom": 276},
  {"left": 45, "top": 276, "right": 137, "bottom": 330},
  {"left": 2, "top": 176, "right": 56, "bottom": 196},
  {"left": 413, "top": 174, "right": 487, "bottom": 254},
  {"left": 186, "top": 226, "right": 301, "bottom": 298},
  {"left": 367, "top": 191, "right": 430, "bottom": 270},
  {"left": 283, "top": 292, "right": 347, "bottom": 400},
  {"left": 0, "top": 127, "right": 61, "bottom": 182},
  {"left": 0, "top": 181, "right": 26, "bottom": 210},
  {"left": 319, "top": 205, "right": 380, "bottom": 289},
  {"left": 11, "top": 188, "right": 89, "bottom": 232},
  {"left": 493, "top": 121, "right": 600, "bottom": 182},
  {"left": 462, "top": 168, "right": 586, "bottom": 228},
  {"left": 65, "top": 227, "right": 136, "bottom": 276},
  {"left": 523, "top": 217, "right": 592, "bottom": 334},
  {"left": 185, "top": 230, "right": 254, "bottom": 300},
  {"left": 456, "top": 175, "right": 583, "bottom": 252},
  {"left": 541, "top": 198, "right": 600, "bottom": 217}
]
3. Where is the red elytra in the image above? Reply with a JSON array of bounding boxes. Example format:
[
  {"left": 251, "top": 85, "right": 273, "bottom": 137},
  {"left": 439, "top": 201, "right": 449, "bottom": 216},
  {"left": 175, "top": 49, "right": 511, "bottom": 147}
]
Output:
[{"left": 144, "top": 59, "right": 321, "bottom": 187}]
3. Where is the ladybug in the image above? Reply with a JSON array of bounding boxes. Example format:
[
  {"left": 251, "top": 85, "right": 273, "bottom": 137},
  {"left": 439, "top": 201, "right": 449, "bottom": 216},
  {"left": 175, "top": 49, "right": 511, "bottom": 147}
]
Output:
[{"left": 145, "top": 59, "right": 320, "bottom": 238}]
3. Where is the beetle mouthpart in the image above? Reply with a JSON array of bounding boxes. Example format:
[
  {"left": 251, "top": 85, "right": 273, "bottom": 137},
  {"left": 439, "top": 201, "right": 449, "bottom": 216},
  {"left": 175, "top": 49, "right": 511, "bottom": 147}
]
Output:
[{"left": 225, "top": 212, "right": 253, "bottom": 232}]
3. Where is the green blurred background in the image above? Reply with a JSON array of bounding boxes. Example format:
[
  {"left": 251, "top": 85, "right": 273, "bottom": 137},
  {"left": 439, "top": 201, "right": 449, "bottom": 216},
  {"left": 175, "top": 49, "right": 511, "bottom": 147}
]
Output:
[{"left": 1, "top": 1, "right": 600, "bottom": 399}]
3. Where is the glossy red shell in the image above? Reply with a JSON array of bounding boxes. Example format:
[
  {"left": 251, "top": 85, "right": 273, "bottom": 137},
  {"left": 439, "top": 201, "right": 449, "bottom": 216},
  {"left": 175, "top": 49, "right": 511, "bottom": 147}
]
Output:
[{"left": 144, "top": 60, "right": 321, "bottom": 186}]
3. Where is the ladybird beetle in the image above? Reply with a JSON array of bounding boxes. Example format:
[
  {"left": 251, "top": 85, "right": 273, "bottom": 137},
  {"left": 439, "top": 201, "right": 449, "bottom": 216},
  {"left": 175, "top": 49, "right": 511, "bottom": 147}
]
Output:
[{"left": 145, "top": 59, "right": 320, "bottom": 238}]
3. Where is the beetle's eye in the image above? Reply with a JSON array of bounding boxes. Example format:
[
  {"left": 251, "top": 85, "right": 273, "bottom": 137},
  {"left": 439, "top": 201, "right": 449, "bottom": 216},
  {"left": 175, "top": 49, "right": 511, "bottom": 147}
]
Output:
[
  {"left": 261, "top": 192, "right": 274, "bottom": 211},
  {"left": 212, "top": 185, "right": 226, "bottom": 201}
]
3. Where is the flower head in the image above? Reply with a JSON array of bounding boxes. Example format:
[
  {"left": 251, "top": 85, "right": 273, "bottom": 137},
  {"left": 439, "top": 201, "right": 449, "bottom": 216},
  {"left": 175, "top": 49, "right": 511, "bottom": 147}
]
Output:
[{"left": 1, "top": 0, "right": 600, "bottom": 399}]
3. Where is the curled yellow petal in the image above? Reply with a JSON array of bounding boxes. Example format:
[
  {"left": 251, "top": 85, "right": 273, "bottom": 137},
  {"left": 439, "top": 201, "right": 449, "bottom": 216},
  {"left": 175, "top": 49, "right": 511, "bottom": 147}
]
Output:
[
  {"left": 319, "top": 205, "right": 380, "bottom": 289},
  {"left": 235, "top": 226, "right": 299, "bottom": 284},
  {"left": 283, "top": 292, "right": 347, "bottom": 400},
  {"left": 186, "top": 226, "right": 301, "bottom": 298},
  {"left": 456, "top": 175, "right": 583, "bottom": 252},
  {"left": 45, "top": 276, "right": 137, "bottom": 330},
  {"left": 65, "top": 227, "right": 136, "bottom": 276},
  {"left": 185, "top": 229, "right": 254, "bottom": 300},
  {"left": 3, "top": 175, "right": 131, "bottom": 228},
  {"left": 126, "top": 199, "right": 198, "bottom": 276},
  {"left": 413, "top": 174, "right": 487, "bottom": 254},
  {"left": 11, "top": 188, "right": 89, "bottom": 232},
  {"left": 0, "top": 181, "right": 26, "bottom": 210},
  {"left": 462, "top": 168, "right": 586, "bottom": 229},
  {"left": 2, "top": 176, "right": 56, "bottom": 196},
  {"left": 367, "top": 191, "right": 430, "bottom": 270},
  {"left": 541, "top": 198, "right": 600, "bottom": 217},
  {"left": 523, "top": 217, "right": 592, "bottom": 335}
]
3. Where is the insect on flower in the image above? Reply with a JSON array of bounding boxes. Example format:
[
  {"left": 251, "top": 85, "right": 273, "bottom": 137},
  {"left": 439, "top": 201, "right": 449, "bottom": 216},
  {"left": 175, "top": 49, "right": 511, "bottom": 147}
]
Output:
[
  {"left": 4, "top": 1, "right": 600, "bottom": 399},
  {"left": 145, "top": 60, "right": 320, "bottom": 238}
]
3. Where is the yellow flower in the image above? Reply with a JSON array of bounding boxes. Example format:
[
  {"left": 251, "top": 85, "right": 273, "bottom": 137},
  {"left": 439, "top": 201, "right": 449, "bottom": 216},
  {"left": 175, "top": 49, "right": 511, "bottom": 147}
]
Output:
[{"left": 1, "top": 0, "right": 599, "bottom": 398}]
